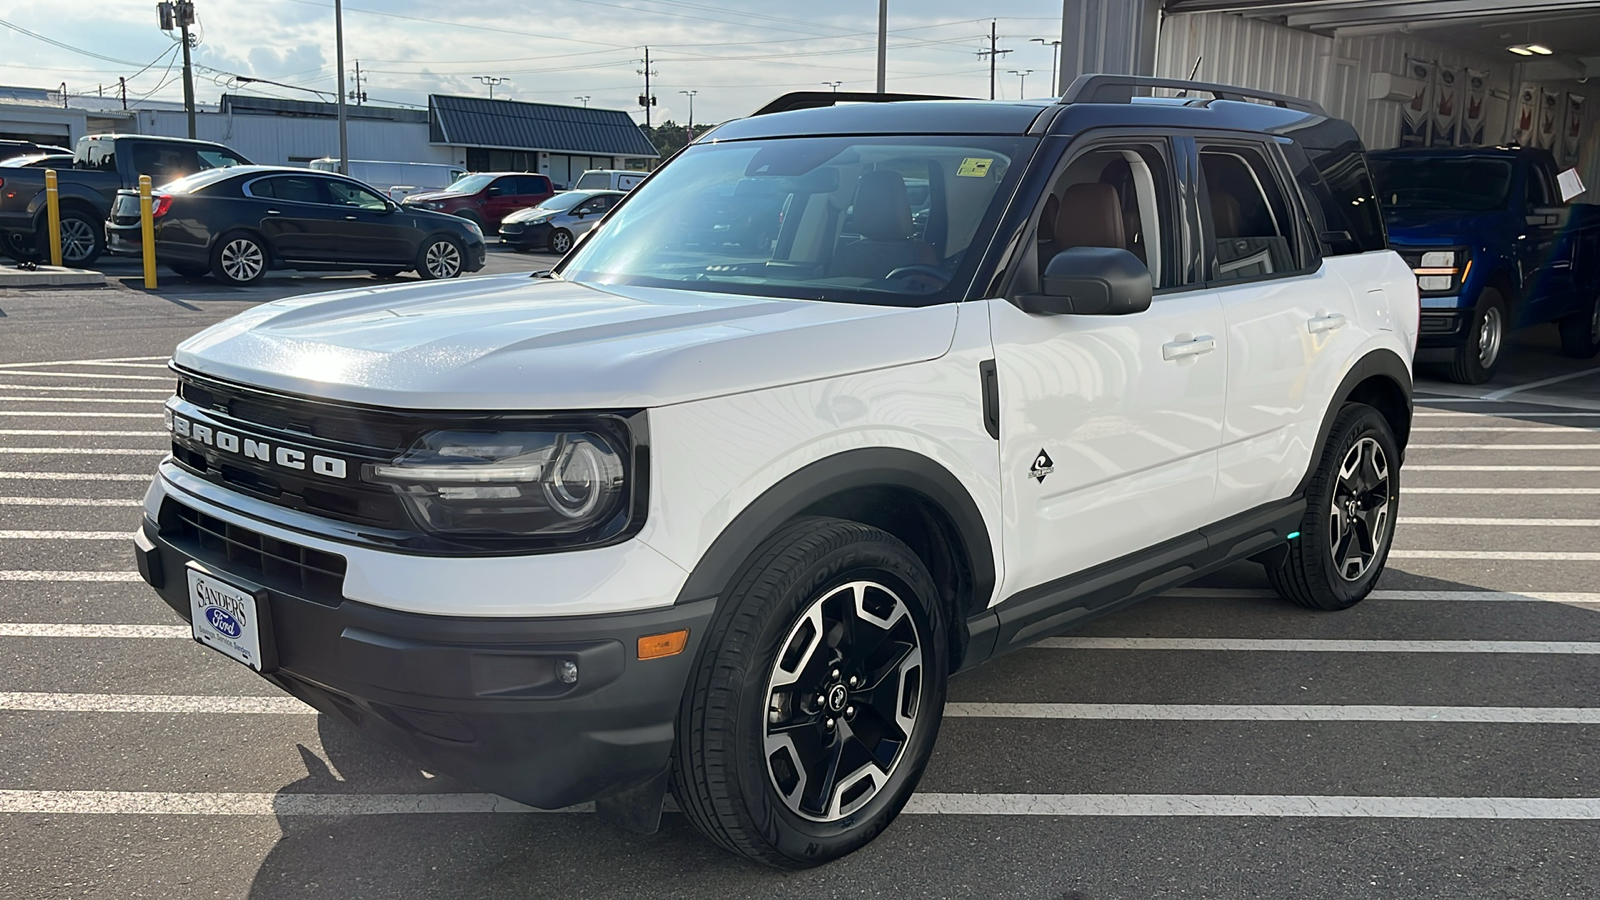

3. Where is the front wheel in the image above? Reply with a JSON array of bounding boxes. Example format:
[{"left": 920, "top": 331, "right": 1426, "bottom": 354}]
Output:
[
  {"left": 415, "top": 236, "right": 464, "bottom": 280},
  {"left": 1445, "top": 289, "right": 1507, "bottom": 384},
  {"left": 1266, "top": 403, "right": 1400, "bottom": 610},
  {"left": 1558, "top": 294, "right": 1600, "bottom": 359},
  {"left": 548, "top": 228, "right": 573, "bottom": 254},
  {"left": 671, "top": 518, "right": 947, "bottom": 868}
]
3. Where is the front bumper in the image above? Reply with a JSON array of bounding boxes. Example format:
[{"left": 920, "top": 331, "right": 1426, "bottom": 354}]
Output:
[
  {"left": 133, "top": 509, "right": 713, "bottom": 809},
  {"left": 1417, "top": 307, "right": 1470, "bottom": 349},
  {"left": 497, "top": 221, "right": 552, "bottom": 249}
]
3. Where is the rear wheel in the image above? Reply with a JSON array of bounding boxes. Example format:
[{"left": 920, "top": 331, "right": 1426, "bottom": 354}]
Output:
[
  {"left": 37, "top": 208, "right": 103, "bottom": 267},
  {"left": 1558, "top": 294, "right": 1600, "bottom": 359},
  {"left": 415, "top": 236, "right": 464, "bottom": 280},
  {"left": 210, "top": 232, "right": 267, "bottom": 286},
  {"left": 671, "top": 518, "right": 947, "bottom": 868},
  {"left": 549, "top": 228, "right": 574, "bottom": 254},
  {"left": 1266, "top": 403, "right": 1399, "bottom": 611},
  {"left": 1444, "top": 289, "right": 1507, "bottom": 384}
]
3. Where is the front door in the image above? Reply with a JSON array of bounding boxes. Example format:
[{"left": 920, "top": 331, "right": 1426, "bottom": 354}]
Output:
[
  {"left": 321, "top": 178, "right": 412, "bottom": 264},
  {"left": 991, "top": 139, "right": 1227, "bottom": 598}
]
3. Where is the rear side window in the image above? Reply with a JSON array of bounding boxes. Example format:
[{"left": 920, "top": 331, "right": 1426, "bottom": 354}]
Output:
[
  {"left": 1199, "top": 144, "right": 1302, "bottom": 281},
  {"left": 576, "top": 172, "right": 607, "bottom": 190},
  {"left": 1283, "top": 120, "right": 1386, "bottom": 255},
  {"left": 250, "top": 176, "right": 328, "bottom": 205}
]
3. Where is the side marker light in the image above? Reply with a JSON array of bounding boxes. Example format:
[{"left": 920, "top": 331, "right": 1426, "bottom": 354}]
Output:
[{"left": 638, "top": 629, "right": 690, "bottom": 660}]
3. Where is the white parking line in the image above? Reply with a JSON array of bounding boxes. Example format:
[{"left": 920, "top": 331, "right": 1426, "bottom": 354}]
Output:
[
  {"left": 1416, "top": 411, "right": 1600, "bottom": 418},
  {"left": 3, "top": 790, "right": 1596, "bottom": 819},
  {"left": 1412, "top": 426, "right": 1594, "bottom": 432},
  {"left": 1406, "top": 465, "right": 1600, "bottom": 472},
  {"left": 0, "top": 472, "right": 153, "bottom": 481},
  {"left": 0, "top": 625, "right": 186, "bottom": 639},
  {"left": 1409, "top": 444, "right": 1600, "bottom": 450},
  {"left": 0, "top": 448, "right": 165, "bottom": 455},
  {"left": 1391, "top": 550, "right": 1600, "bottom": 561},
  {"left": 0, "top": 397, "right": 169, "bottom": 404},
  {"left": 0, "top": 385, "right": 172, "bottom": 394},
  {"left": 0, "top": 692, "right": 304, "bottom": 712},
  {"left": 1401, "top": 516, "right": 1600, "bottom": 526},
  {"left": 0, "top": 411, "right": 164, "bottom": 418},
  {"left": 0, "top": 531, "right": 133, "bottom": 540},
  {"left": 1482, "top": 366, "right": 1600, "bottom": 401},
  {"left": 1036, "top": 637, "right": 1600, "bottom": 653},
  {"left": 1160, "top": 588, "right": 1600, "bottom": 604},
  {"left": 0, "top": 357, "right": 169, "bottom": 369},
  {"left": 1405, "top": 487, "right": 1600, "bottom": 494},
  {"left": 0, "top": 371, "right": 172, "bottom": 382},
  {"left": 0, "top": 497, "right": 142, "bottom": 506},
  {"left": 0, "top": 430, "right": 166, "bottom": 437},
  {"left": 944, "top": 703, "right": 1600, "bottom": 723},
  {"left": 0, "top": 571, "right": 143, "bottom": 582}
]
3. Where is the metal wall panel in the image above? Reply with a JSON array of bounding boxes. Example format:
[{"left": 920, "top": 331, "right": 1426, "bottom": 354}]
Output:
[{"left": 134, "top": 110, "right": 457, "bottom": 167}]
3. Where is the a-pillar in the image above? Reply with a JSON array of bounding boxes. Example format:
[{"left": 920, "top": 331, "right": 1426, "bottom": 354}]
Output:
[{"left": 1058, "top": 0, "right": 1163, "bottom": 95}]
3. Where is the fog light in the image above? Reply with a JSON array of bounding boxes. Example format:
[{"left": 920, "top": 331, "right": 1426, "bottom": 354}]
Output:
[
  {"left": 1418, "top": 275, "right": 1453, "bottom": 292},
  {"left": 557, "top": 659, "right": 579, "bottom": 684}
]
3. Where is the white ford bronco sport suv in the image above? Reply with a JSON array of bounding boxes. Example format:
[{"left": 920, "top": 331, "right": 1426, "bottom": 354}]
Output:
[{"left": 134, "top": 76, "right": 1418, "bottom": 867}]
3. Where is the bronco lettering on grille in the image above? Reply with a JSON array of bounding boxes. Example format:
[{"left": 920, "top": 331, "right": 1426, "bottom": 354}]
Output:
[{"left": 170, "top": 412, "right": 349, "bottom": 480}]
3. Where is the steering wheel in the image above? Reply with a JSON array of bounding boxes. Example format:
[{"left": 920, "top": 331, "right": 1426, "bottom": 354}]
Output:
[{"left": 883, "top": 265, "right": 951, "bottom": 292}]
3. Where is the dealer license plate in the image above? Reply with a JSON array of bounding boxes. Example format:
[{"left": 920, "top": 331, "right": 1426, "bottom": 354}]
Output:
[{"left": 187, "top": 564, "right": 273, "bottom": 672}]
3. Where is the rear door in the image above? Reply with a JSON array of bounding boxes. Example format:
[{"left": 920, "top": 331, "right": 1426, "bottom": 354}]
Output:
[
  {"left": 1188, "top": 136, "right": 1370, "bottom": 518},
  {"left": 1522, "top": 162, "right": 1575, "bottom": 323}
]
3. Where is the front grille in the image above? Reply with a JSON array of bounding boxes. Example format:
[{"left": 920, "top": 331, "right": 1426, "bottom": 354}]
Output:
[{"left": 161, "top": 499, "right": 346, "bottom": 604}]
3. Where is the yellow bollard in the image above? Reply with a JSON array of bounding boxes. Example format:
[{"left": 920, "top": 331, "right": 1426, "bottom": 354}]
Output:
[
  {"left": 44, "top": 169, "right": 62, "bottom": 267},
  {"left": 138, "top": 175, "right": 157, "bottom": 289}
]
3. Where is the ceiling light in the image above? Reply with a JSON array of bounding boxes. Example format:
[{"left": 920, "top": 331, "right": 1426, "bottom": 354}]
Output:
[
  {"left": 1528, "top": 44, "right": 1554, "bottom": 55},
  {"left": 1507, "top": 43, "right": 1554, "bottom": 56},
  {"left": 1507, "top": 44, "right": 1535, "bottom": 55}
]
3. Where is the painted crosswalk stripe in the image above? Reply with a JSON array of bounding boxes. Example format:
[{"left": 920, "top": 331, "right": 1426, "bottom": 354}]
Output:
[
  {"left": 0, "top": 429, "right": 166, "bottom": 437},
  {"left": 0, "top": 472, "right": 152, "bottom": 481},
  {"left": 1390, "top": 549, "right": 1600, "bottom": 561},
  {"left": 1, "top": 790, "right": 1596, "bottom": 819},
  {"left": 0, "top": 497, "right": 141, "bottom": 506},
  {"left": 0, "top": 571, "right": 143, "bottom": 582},
  {"left": 1400, "top": 516, "right": 1600, "bottom": 526},
  {"left": 0, "top": 531, "right": 133, "bottom": 540},
  {"left": 944, "top": 703, "right": 1600, "bottom": 723},
  {"left": 1036, "top": 637, "right": 1600, "bottom": 653}
]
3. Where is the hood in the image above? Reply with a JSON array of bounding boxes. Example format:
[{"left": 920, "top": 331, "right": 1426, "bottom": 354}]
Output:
[
  {"left": 1382, "top": 206, "right": 1509, "bottom": 245},
  {"left": 403, "top": 189, "right": 470, "bottom": 204},
  {"left": 502, "top": 206, "right": 552, "bottom": 223},
  {"left": 174, "top": 274, "right": 959, "bottom": 410}
]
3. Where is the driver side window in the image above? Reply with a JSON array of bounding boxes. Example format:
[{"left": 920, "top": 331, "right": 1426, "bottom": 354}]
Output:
[{"left": 1021, "top": 143, "right": 1175, "bottom": 294}]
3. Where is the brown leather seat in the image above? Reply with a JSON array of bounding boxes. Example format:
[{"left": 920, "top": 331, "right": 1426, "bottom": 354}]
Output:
[
  {"left": 832, "top": 171, "right": 937, "bottom": 279},
  {"left": 1055, "top": 182, "right": 1126, "bottom": 250}
]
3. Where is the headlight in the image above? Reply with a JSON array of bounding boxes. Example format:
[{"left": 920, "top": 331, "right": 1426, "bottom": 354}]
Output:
[
  {"left": 424, "top": 201, "right": 444, "bottom": 210},
  {"left": 1420, "top": 250, "right": 1457, "bottom": 268},
  {"left": 1413, "top": 248, "right": 1467, "bottom": 294},
  {"left": 529, "top": 215, "right": 552, "bottom": 225},
  {"left": 363, "top": 421, "right": 639, "bottom": 546}
]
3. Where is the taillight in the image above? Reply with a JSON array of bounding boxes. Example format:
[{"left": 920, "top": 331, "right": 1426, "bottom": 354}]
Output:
[{"left": 151, "top": 195, "right": 174, "bottom": 218}]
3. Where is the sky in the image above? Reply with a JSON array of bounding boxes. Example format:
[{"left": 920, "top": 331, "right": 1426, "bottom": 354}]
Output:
[{"left": 0, "top": 0, "right": 1069, "bottom": 126}]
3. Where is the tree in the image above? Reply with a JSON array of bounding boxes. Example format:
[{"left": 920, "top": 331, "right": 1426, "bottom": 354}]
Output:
[{"left": 640, "top": 120, "right": 717, "bottom": 158}]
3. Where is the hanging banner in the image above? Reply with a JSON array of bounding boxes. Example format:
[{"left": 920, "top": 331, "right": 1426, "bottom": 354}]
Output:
[
  {"left": 1400, "top": 59, "right": 1434, "bottom": 147},
  {"left": 1515, "top": 84, "right": 1539, "bottom": 145},
  {"left": 1431, "top": 66, "right": 1460, "bottom": 146},
  {"left": 1538, "top": 88, "right": 1560, "bottom": 150},
  {"left": 1460, "top": 69, "right": 1489, "bottom": 146},
  {"left": 1563, "top": 93, "right": 1586, "bottom": 164}
]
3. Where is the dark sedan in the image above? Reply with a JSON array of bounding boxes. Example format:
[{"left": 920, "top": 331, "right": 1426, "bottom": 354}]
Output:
[{"left": 105, "top": 166, "right": 487, "bottom": 285}]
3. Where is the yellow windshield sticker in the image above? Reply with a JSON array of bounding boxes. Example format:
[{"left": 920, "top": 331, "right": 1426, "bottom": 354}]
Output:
[{"left": 957, "top": 157, "right": 994, "bottom": 178}]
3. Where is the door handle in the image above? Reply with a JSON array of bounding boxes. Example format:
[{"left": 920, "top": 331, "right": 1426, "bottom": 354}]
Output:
[
  {"left": 345, "top": 215, "right": 358, "bottom": 221},
  {"left": 1308, "top": 313, "right": 1347, "bottom": 334},
  {"left": 1162, "top": 335, "right": 1216, "bottom": 360},
  {"left": 265, "top": 209, "right": 280, "bottom": 216}
]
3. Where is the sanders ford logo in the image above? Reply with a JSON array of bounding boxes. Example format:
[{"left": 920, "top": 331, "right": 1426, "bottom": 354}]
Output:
[
  {"left": 169, "top": 412, "right": 348, "bottom": 480},
  {"left": 194, "top": 580, "right": 249, "bottom": 639}
]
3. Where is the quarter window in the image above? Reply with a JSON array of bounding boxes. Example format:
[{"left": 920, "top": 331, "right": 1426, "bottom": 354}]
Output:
[{"left": 1199, "top": 145, "right": 1300, "bottom": 281}]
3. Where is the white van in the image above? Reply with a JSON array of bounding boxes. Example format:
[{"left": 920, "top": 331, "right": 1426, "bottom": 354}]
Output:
[
  {"left": 573, "top": 168, "right": 648, "bottom": 192},
  {"left": 309, "top": 159, "right": 468, "bottom": 202}
]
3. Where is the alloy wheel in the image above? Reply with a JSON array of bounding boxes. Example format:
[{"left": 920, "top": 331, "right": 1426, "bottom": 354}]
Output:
[
  {"left": 551, "top": 230, "right": 573, "bottom": 254},
  {"left": 220, "top": 239, "right": 264, "bottom": 283},
  {"left": 59, "top": 218, "right": 96, "bottom": 264},
  {"left": 425, "top": 240, "right": 461, "bottom": 278},
  {"left": 1328, "top": 436, "right": 1392, "bottom": 582},
  {"left": 763, "top": 580, "right": 924, "bottom": 823},
  {"left": 1477, "top": 305, "right": 1504, "bottom": 369}
]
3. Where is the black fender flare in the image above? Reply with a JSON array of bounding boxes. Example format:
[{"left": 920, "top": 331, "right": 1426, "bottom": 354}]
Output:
[
  {"left": 671, "top": 446, "right": 997, "bottom": 611},
  {"left": 1295, "top": 347, "right": 1413, "bottom": 497}
]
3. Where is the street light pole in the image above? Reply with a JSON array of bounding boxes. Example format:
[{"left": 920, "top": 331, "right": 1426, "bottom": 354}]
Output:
[
  {"left": 679, "top": 90, "right": 697, "bottom": 131},
  {"left": 876, "top": 0, "right": 887, "bottom": 93},
  {"left": 334, "top": 0, "right": 347, "bottom": 174},
  {"left": 574, "top": 95, "right": 591, "bottom": 107},
  {"left": 473, "top": 76, "right": 507, "bottom": 100},
  {"left": 1031, "top": 38, "right": 1062, "bottom": 97},
  {"left": 822, "top": 81, "right": 842, "bottom": 93},
  {"left": 1009, "top": 69, "right": 1034, "bottom": 98}
]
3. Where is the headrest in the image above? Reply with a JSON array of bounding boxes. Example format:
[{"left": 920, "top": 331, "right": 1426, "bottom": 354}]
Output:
[
  {"left": 1055, "top": 183, "right": 1125, "bottom": 250},
  {"left": 1212, "top": 192, "right": 1244, "bottom": 238},
  {"left": 851, "top": 170, "right": 914, "bottom": 242},
  {"left": 1038, "top": 194, "right": 1060, "bottom": 245}
]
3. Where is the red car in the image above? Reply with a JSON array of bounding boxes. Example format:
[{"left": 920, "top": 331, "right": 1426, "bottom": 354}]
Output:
[{"left": 399, "top": 172, "right": 554, "bottom": 230}]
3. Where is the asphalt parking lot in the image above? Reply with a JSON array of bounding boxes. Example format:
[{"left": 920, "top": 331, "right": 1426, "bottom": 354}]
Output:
[{"left": 2, "top": 272, "right": 1599, "bottom": 899}]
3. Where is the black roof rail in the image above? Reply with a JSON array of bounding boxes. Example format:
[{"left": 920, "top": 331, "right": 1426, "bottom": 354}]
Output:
[
  {"left": 1060, "top": 74, "right": 1326, "bottom": 117},
  {"left": 749, "top": 91, "right": 968, "bottom": 117}
]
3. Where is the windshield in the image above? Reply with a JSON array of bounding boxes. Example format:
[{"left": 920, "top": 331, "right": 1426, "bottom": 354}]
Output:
[
  {"left": 556, "top": 135, "right": 1030, "bottom": 306},
  {"left": 1370, "top": 157, "right": 1515, "bottom": 212},
  {"left": 444, "top": 174, "right": 494, "bottom": 194},
  {"left": 538, "top": 191, "right": 591, "bottom": 212}
]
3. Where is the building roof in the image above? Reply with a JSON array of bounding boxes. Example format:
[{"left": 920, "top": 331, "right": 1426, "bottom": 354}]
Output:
[
  {"left": 220, "top": 94, "right": 428, "bottom": 123},
  {"left": 428, "top": 95, "right": 658, "bottom": 158}
]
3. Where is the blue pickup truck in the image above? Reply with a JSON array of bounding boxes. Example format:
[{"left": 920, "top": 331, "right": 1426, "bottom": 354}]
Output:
[{"left": 1369, "top": 146, "right": 1600, "bottom": 383}]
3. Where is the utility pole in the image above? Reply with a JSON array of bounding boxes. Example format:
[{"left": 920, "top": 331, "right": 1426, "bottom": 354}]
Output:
[
  {"left": 348, "top": 59, "right": 367, "bottom": 105},
  {"left": 637, "top": 47, "right": 658, "bottom": 129},
  {"left": 177, "top": 1, "right": 196, "bottom": 138},
  {"left": 473, "top": 75, "right": 506, "bottom": 99},
  {"left": 119, "top": 77, "right": 127, "bottom": 110},
  {"left": 976, "top": 20, "right": 1011, "bottom": 101},
  {"left": 876, "top": 0, "right": 888, "bottom": 93},
  {"left": 334, "top": 0, "right": 347, "bottom": 174},
  {"left": 1031, "top": 38, "right": 1062, "bottom": 97}
]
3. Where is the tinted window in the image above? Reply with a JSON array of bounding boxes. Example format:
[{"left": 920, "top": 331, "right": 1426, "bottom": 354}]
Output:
[
  {"left": 326, "top": 179, "right": 389, "bottom": 210},
  {"left": 1200, "top": 145, "right": 1301, "bottom": 281},
  {"left": 575, "top": 172, "right": 609, "bottom": 190},
  {"left": 251, "top": 176, "right": 328, "bottom": 205},
  {"left": 1285, "top": 148, "right": 1385, "bottom": 256},
  {"left": 514, "top": 175, "right": 549, "bottom": 195},
  {"left": 1369, "top": 157, "right": 1514, "bottom": 212},
  {"left": 160, "top": 167, "right": 241, "bottom": 195},
  {"left": 1029, "top": 144, "right": 1176, "bottom": 290}
]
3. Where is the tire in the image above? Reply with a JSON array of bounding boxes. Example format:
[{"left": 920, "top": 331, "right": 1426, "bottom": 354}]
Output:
[
  {"left": 36, "top": 208, "right": 104, "bottom": 267},
  {"left": 1558, "top": 294, "right": 1600, "bottom": 359},
  {"left": 548, "top": 228, "right": 574, "bottom": 255},
  {"left": 456, "top": 211, "right": 485, "bottom": 230},
  {"left": 368, "top": 266, "right": 406, "bottom": 279},
  {"left": 209, "top": 231, "right": 267, "bottom": 286},
  {"left": 1444, "top": 289, "right": 1508, "bottom": 384},
  {"left": 415, "top": 236, "right": 464, "bottom": 280},
  {"left": 1265, "top": 403, "right": 1400, "bottom": 611},
  {"left": 671, "top": 517, "right": 947, "bottom": 868},
  {"left": 166, "top": 263, "right": 208, "bottom": 280}
]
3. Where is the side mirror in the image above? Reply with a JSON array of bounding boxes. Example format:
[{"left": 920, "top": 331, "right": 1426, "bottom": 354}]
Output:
[
  {"left": 1014, "top": 247, "right": 1153, "bottom": 316},
  {"left": 486, "top": 186, "right": 503, "bottom": 196}
]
